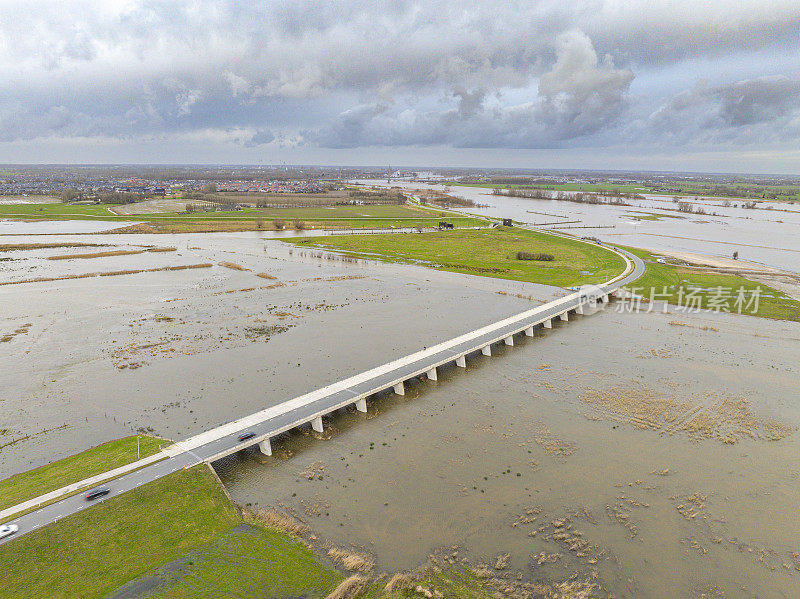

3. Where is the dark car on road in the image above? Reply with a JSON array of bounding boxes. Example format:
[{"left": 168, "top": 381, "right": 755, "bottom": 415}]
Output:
[
  {"left": 238, "top": 432, "right": 256, "bottom": 441},
  {"left": 85, "top": 487, "right": 110, "bottom": 501}
]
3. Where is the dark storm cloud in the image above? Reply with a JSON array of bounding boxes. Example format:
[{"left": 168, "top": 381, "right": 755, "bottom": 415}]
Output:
[{"left": 0, "top": 0, "right": 798, "bottom": 154}]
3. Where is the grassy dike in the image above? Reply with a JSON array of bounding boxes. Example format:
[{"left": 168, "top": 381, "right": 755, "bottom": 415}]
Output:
[
  {"left": 0, "top": 435, "right": 164, "bottom": 513},
  {"left": 621, "top": 247, "right": 800, "bottom": 322},
  {"left": 284, "top": 226, "right": 627, "bottom": 288}
]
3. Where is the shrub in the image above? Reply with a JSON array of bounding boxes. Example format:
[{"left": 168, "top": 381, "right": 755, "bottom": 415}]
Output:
[
  {"left": 516, "top": 251, "right": 554, "bottom": 261},
  {"left": 293, "top": 219, "right": 306, "bottom": 230},
  {"left": 272, "top": 219, "right": 285, "bottom": 230}
]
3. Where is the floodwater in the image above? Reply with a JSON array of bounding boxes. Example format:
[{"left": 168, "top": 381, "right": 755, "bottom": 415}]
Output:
[
  {"left": 357, "top": 179, "right": 800, "bottom": 274},
  {"left": 216, "top": 305, "right": 800, "bottom": 598},
  {"left": 2, "top": 226, "right": 800, "bottom": 597}
]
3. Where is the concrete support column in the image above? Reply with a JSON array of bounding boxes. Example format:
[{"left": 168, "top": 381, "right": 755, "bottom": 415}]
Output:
[
  {"left": 393, "top": 381, "right": 405, "bottom": 395},
  {"left": 481, "top": 345, "right": 492, "bottom": 356},
  {"left": 504, "top": 335, "right": 514, "bottom": 346},
  {"left": 575, "top": 304, "right": 584, "bottom": 315},
  {"left": 602, "top": 294, "right": 609, "bottom": 303},
  {"left": 456, "top": 355, "right": 466, "bottom": 368},
  {"left": 525, "top": 326, "right": 534, "bottom": 337},
  {"left": 311, "top": 416, "right": 324, "bottom": 433},
  {"left": 543, "top": 319, "right": 552, "bottom": 329},
  {"left": 559, "top": 312, "right": 569, "bottom": 322},
  {"left": 258, "top": 439, "right": 272, "bottom": 457},
  {"left": 426, "top": 367, "right": 437, "bottom": 381},
  {"left": 355, "top": 398, "right": 367, "bottom": 413}
]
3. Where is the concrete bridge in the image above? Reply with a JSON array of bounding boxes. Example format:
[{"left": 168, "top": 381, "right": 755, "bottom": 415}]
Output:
[{"left": 0, "top": 244, "right": 645, "bottom": 544}]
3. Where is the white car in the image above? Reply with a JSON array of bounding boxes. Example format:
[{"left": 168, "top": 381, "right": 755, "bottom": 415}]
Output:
[{"left": 0, "top": 524, "right": 18, "bottom": 540}]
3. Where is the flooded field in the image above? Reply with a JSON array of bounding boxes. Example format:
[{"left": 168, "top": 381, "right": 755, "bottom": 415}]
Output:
[
  {"left": 357, "top": 180, "right": 800, "bottom": 275},
  {"left": 2, "top": 227, "right": 799, "bottom": 597},
  {"left": 216, "top": 306, "right": 800, "bottom": 598},
  {"left": 0, "top": 231, "right": 555, "bottom": 474}
]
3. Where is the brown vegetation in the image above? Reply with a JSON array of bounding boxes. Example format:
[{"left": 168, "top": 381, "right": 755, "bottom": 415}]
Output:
[
  {"left": 324, "top": 576, "right": 367, "bottom": 599},
  {"left": 256, "top": 272, "right": 277, "bottom": 279},
  {"left": 218, "top": 261, "right": 250, "bottom": 271},
  {"left": 0, "top": 242, "right": 102, "bottom": 252},
  {"left": 48, "top": 249, "right": 145, "bottom": 260},
  {"left": 0, "top": 263, "right": 212, "bottom": 286}
]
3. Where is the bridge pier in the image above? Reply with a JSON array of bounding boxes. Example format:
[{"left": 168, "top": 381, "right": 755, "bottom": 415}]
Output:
[
  {"left": 575, "top": 304, "right": 584, "bottom": 315},
  {"left": 481, "top": 345, "right": 492, "bottom": 356},
  {"left": 355, "top": 398, "right": 367, "bottom": 413},
  {"left": 455, "top": 355, "right": 466, "bottom": 368},
  {"left": 393, "top": 381, "right": 405, "bottom": 395},
  {"left": 258, "top": 439, "right": 272, "bottom": 457},
  {"left": 311, "top": 416, "right": 324, "bottom": 433},
  {"left": 602, "top": 294, "right": 609, "bottom": 303},
  {"left": 559, "top": 312, "right": 569, "bottom": 322},
  {"left": 504, "top": 335, "right": 514, "bottom": 346},
  {"left": 543, "top": 319, "right": 552, "bottom": 329},
  {"left": 426, "top": 367, "right": 437, "bottom": 381},
  {"left": 524, "top": 326, "right": 534, "bottom": 337}
]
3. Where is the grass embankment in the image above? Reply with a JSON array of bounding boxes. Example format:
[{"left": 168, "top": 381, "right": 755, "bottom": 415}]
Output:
[
  {"left": 0, "top": 202, "right": 487, "bottom": 233},
  {"left": 0, "top": 460, "right": 496, "bottom": 599},
  {"left": 0, "top": 436, "right": 164, "bottom": 512},
  {"left": 623, "top": 247, "right": 800, "bottom": 321},
  {"left": 285, "top": 227, "right": 626, "bottom": 287}
]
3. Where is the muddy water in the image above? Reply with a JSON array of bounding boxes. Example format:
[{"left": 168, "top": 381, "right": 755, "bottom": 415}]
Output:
[
  {"left": 0, "top": 232, "right": 554, "bottom": 475},
  {"left": 216, "top": 305, "right": 800, "bottom": 598},
  {"left": 3, "top": 228, "right": 800, "bottom": 597}
]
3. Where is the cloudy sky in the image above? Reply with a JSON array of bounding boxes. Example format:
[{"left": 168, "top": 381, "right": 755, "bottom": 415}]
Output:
[{"left": 1, "top": 0, "right": 799, "bottom": 172}]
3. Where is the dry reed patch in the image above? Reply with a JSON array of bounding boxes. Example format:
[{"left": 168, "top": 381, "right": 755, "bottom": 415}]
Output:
[
  {"left": 0, "top": 322, "right": 32, "bottom": 343},
  {"left": 218, "top": 261, "right": 250, "bottom": 271},
  {"left": 0, "top": 242, "right": 102, "bottom": 252},
  {"left": 256, "top": 272, "right": 277, "bottom": 279},
  {"left": 326, "top": 547, "right": 374, "bottom": 572},
  {"left": 325, "top": 576, "right": 367, "bottom": 599},
  {"left": 0, "top": 263, "right": 212, "bottom": 286},
  {"left": 240, "top": 506, "right": 309, "bottom": 537},
  {"left": 48, "top": 249, "right": 145, "bottom": 260},
  {"left": 146, "top": 247, "right": 177, "bottom": 253},
  {"left": 103, "top": 223, "right": 161, "bottom": 234},
  {"left": 580, "top": 385, "right": 794, "bottom": 443}
]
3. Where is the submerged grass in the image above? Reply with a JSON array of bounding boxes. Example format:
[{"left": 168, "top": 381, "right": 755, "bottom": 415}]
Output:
[{"left": 284, "top": 226, "right": 626, "bottom": 287}]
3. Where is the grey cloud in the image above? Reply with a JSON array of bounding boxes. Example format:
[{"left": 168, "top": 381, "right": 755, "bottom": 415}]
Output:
[
  {"left": 243, "top": 129, "right": 275, "bottom": 147},
  {"left": 313, "top": 31, "right": 634, "bottom": 148},
  {"left": 0, "top": 0, "right": 798, "bottom": 155},
  {"left": 646, "top": 76, "right": 800, "bottom": 144}
]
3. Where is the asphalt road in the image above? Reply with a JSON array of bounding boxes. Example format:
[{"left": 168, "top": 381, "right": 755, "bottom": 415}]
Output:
[{"left": 0, "top": 246, "right": 644, "bottom": 547}]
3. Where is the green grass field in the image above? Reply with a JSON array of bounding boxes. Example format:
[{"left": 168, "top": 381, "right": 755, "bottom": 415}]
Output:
[
  {"left": 0, "top": 458, "right": 499, "bottom": 599},
  {"left": 0, "top": 202, "right": 487, "bottom": 232},
  {"left": 622, "top": 247, "right": 800, "bottom": 321},
  {"left": 0, "top": 467, "right": 246, "bottom": 599},
  {"left": 284, "top": 227, "right": 627, "bottom": 287},
  {"left": 0, "top": 435, "right": 164, "bottom": 513}
]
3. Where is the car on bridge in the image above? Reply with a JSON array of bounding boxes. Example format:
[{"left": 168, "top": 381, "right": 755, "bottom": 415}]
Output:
[
  {"left": 237, "top": 432, "right": 256, "bottom": 442},
  {"left": 85, "top": 487, "right": 110, "bottom": 501},
  {"left": 0, "top": 524, "right": 18, "bottom": 539}
]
